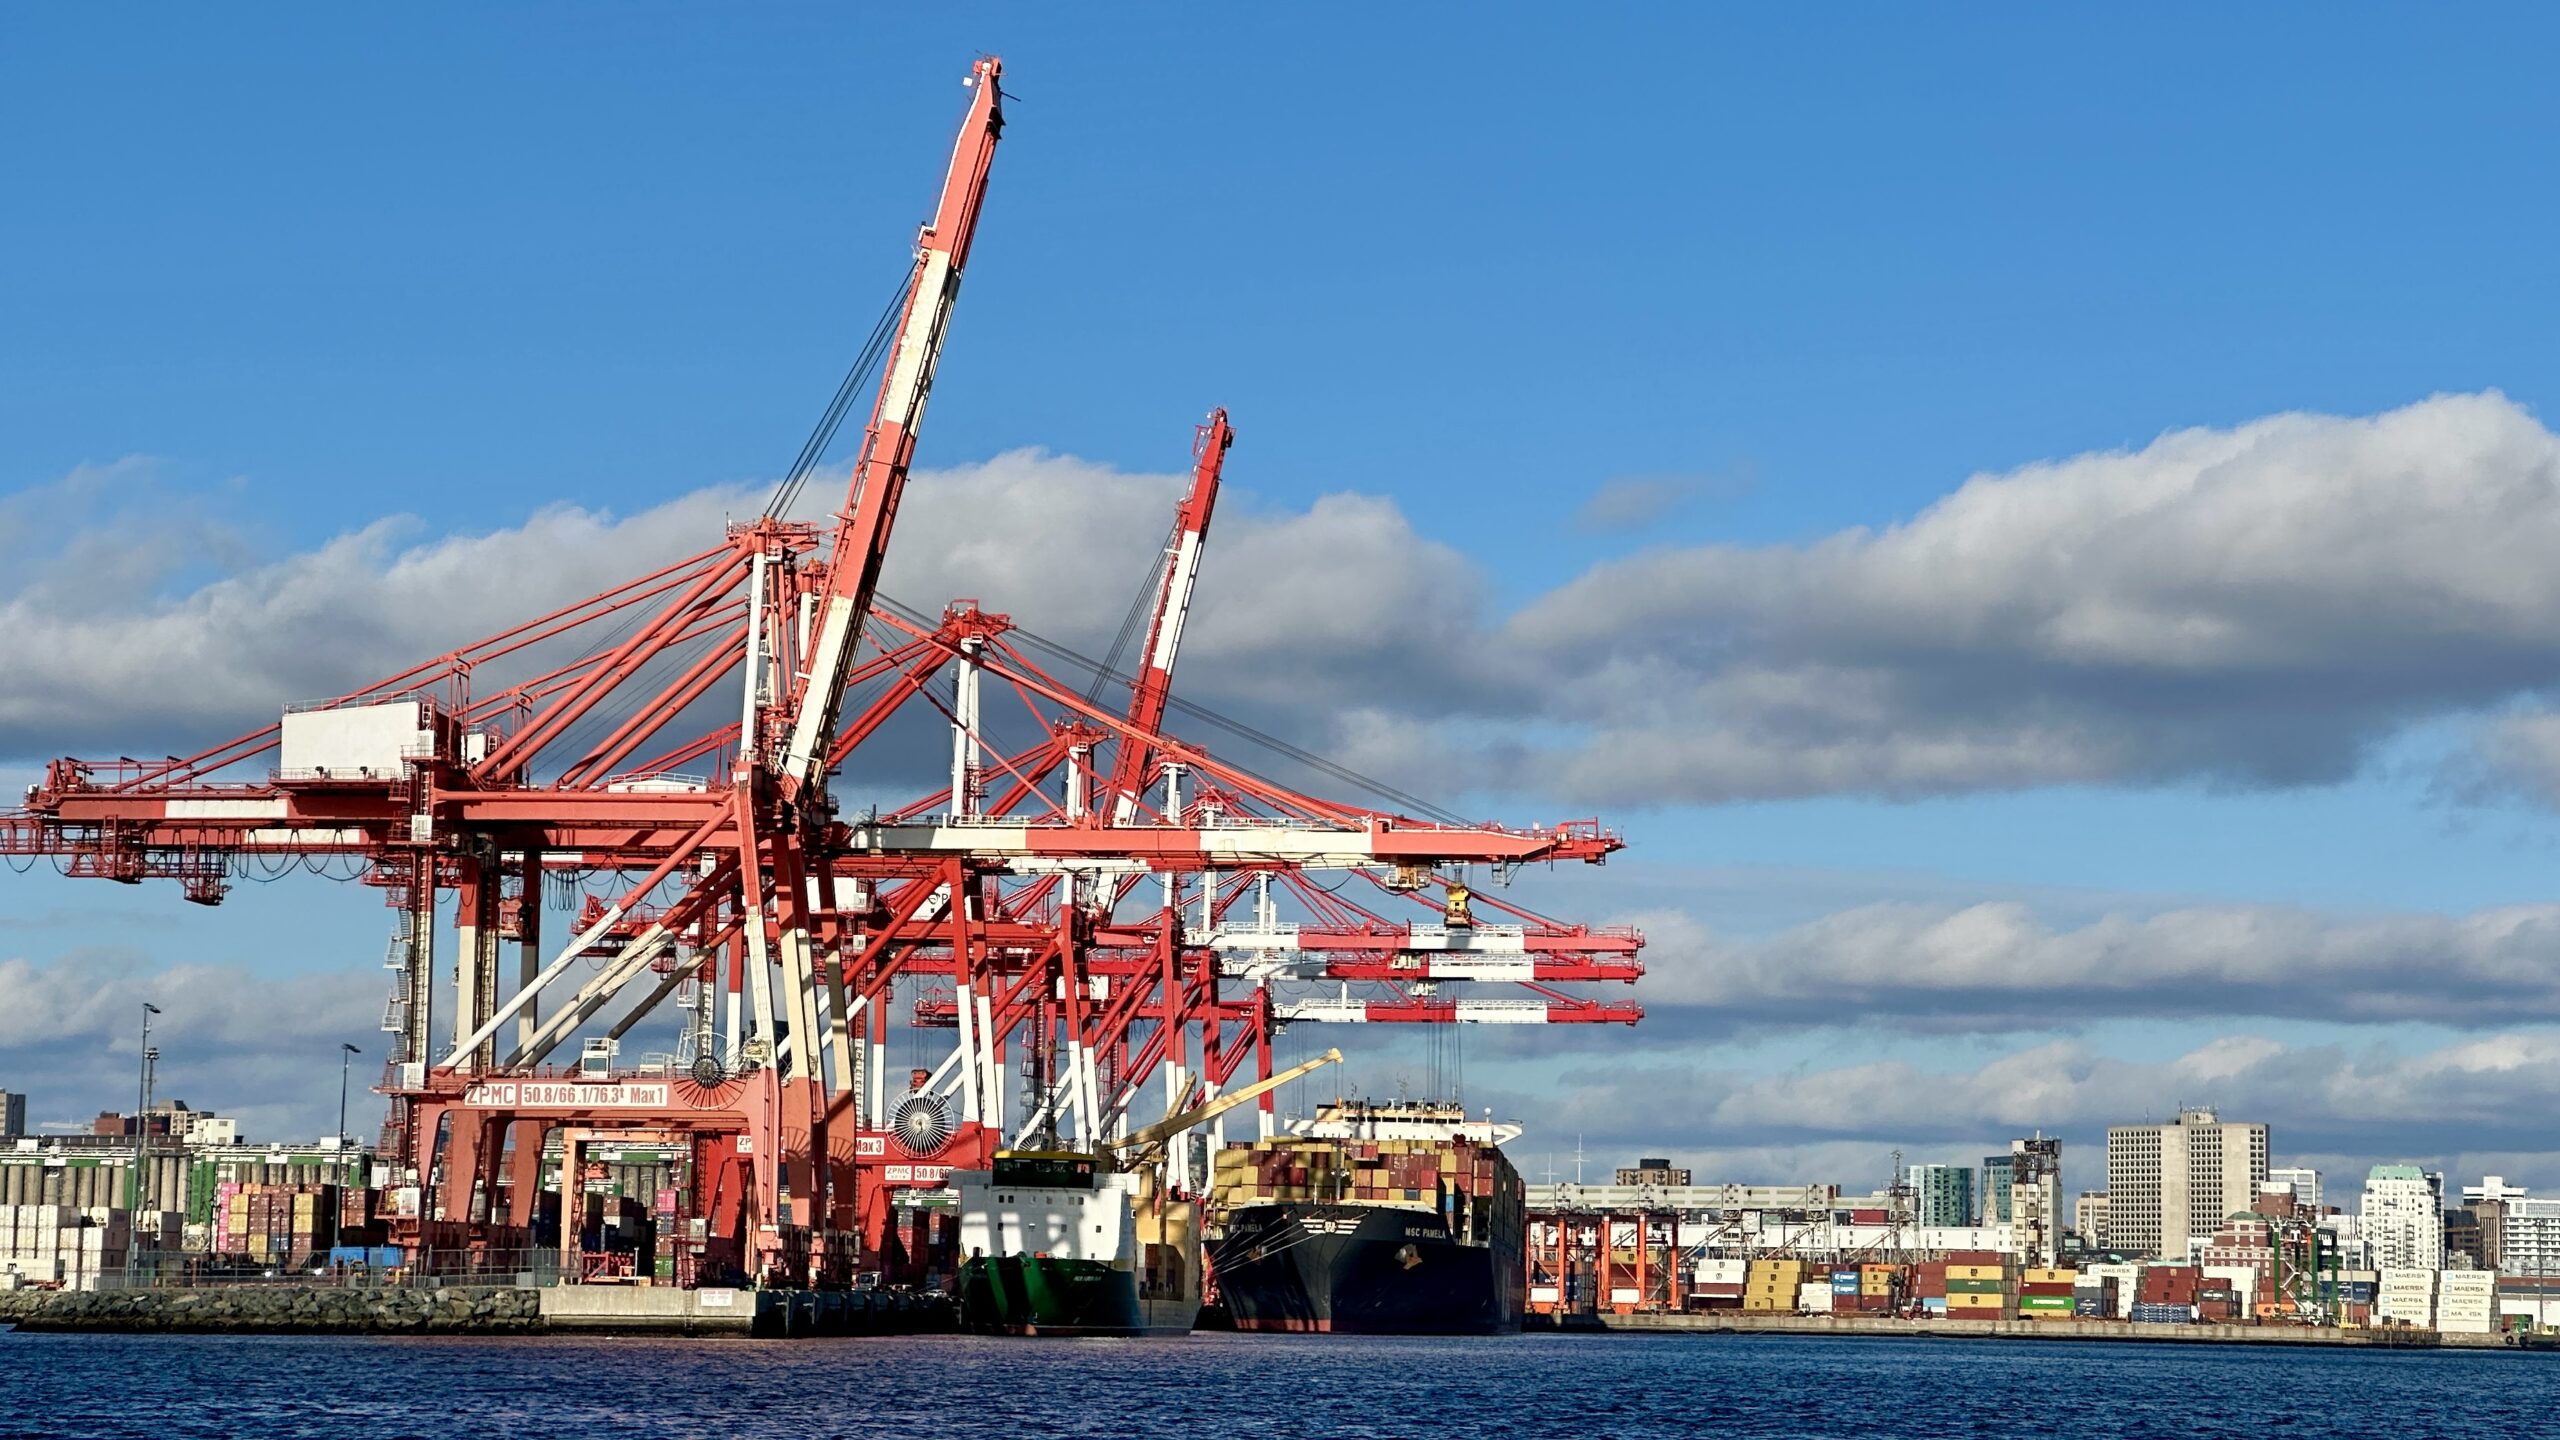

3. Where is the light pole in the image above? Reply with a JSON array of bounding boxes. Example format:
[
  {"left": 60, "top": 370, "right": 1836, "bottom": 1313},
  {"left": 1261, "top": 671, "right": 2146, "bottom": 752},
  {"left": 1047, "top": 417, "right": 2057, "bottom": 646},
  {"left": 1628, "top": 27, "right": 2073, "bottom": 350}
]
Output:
[
  {"left": 128, "top": 1002, "right": 159, "bottom": 1285},
  {"left": 338, "top": 1043, "right": 362, "bottom": 1147}
]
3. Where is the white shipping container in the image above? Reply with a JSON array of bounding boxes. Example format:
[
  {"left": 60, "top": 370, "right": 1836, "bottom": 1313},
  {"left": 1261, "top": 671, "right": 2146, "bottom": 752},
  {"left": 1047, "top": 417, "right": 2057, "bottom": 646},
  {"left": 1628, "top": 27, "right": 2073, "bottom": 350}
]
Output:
[{"left": 1798, "top": 1282, "right": 1832, "bottom": 1312}]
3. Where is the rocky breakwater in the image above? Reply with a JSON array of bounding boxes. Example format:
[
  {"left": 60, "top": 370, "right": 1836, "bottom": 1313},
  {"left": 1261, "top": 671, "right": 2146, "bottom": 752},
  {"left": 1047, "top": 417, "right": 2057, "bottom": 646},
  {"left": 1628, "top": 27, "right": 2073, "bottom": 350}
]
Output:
[{"left": 0, "top": 1284, "right": 543, "bottom": 1334}]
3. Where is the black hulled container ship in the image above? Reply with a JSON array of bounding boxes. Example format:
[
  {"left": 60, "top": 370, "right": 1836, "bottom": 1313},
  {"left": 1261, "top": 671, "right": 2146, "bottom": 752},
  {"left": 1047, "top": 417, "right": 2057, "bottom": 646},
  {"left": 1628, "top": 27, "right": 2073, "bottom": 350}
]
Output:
[{"left": 1206, "top": 1101, "right": 1524, "bottom": 1334}]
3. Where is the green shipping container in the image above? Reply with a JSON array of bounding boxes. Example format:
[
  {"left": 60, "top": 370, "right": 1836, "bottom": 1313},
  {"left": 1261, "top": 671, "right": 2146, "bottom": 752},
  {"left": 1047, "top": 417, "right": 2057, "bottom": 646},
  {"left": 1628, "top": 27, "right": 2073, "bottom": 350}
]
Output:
[{"left": 1947, "top": 1279, "right": 2006, "bottom": 1294}]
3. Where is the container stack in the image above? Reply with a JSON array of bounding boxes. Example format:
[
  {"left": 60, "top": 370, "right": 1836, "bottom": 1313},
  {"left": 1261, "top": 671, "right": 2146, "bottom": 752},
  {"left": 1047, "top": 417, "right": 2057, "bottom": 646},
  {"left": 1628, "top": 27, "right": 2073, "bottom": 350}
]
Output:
[
  {"left": 2376, "top": 1267, "right": 2435, "bottom": 1328},
  {"left": 0, "top": 1204, "right": 139, "bottom": 1290},
  {"left": 1909, "top": 1259, "right": 1948, "bottom": 1316},
  {"left": 2081, "top": 1261, "right": 2140, "bottom": 1316},
  {"left": 1944, "top": 1259, "right": 2011, "bottom": 1319},
  {"left": 1210, "top": 1134, "right": 1520, "bottom": 1248},
  {"left": 218, "top": 1182, "right": 345, "bottom": 1264},
  {"left": 2204, "top": 1262, "right": 2266, "bottom": 1319},
  {"left": 1743, "top": 1258, "right": 1805, "bottom": 1312},
  {"left": 2336, "top": 1269, "right": 2378, "bottom": 1326},
  {"left": 2132, "top": 1263, "right": 2201, "bottom": 1322},
  {"left": 2071, "top": 1274, "right": 2118, "bottom": 1318},
  {"left": 2018, "top": 1266, "right": 2075, "bottom": 1321},
  {"left": 1850, "top": 1263, "right": 1895, "bottom": 1314},
  {"left": 2436, "top": 1271, "right": 2495, "bottom": 1334},
  {"left": 1798, "top": 1278, "right": 1834, "bottom": 1313},
  {"left": 1689, "top": 1257, "right": 1745, "bottom": 1310}
]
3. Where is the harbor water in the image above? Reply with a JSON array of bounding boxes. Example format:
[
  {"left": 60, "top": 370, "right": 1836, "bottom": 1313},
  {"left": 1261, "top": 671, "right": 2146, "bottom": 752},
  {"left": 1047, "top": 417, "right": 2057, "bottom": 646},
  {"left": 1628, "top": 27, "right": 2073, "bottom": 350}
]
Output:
[{"left": 2, "top": 1330, "right": 2550, "bottom": 1437}]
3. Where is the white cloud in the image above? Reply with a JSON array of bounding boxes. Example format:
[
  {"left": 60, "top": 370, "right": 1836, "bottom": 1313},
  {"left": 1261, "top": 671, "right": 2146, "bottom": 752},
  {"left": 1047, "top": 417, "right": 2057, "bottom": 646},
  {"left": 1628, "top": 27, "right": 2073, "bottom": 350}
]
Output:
[
  {"left": 1627, "top": 898, "right": 2560, "bottom": 1033},
  {"left": 1509, "top": 390, "right": 2560, "bottom": 802},
  {"left": 0, "top": 947, "right": 383, "bottom": 1139},
  {"left": 17, "top": 390, "right": 2560, "bottom": 809}
]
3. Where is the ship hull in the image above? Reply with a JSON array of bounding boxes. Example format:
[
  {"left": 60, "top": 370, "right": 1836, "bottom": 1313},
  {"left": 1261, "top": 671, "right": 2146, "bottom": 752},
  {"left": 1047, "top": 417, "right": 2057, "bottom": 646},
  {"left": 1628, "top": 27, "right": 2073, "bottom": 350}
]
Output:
[
  {"left": 1214, "top": 1203, "right": 1522, "bottom": 1335},
  {"left": 957, "top": 1254, "right": 1194, "bottom": 1337}
]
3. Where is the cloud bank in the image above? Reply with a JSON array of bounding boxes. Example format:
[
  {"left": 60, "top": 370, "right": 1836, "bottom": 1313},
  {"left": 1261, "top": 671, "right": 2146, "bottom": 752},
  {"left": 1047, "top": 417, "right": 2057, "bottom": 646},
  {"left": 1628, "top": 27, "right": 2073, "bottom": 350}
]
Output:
[{"left": 14, "top": 392, "right": 2560, "bottom": 809}]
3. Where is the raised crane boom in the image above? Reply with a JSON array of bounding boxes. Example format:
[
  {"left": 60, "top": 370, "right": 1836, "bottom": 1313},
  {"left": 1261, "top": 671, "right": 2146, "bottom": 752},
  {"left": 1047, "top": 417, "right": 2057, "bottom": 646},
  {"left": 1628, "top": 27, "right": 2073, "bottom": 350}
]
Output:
[
  {"left": 777, "top": 55, "right": 1006, "bottom": 802},
  {"left": 1109, "top": 1046, "right": 1341, "bottom": 1165},
  {"left": 1109, "top": 409, "right": 1232, "bottom": 823}
]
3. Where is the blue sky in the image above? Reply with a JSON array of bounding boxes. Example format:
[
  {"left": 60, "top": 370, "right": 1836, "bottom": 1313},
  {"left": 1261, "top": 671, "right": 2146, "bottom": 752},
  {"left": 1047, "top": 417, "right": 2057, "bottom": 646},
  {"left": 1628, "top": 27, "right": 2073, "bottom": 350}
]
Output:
[{"left": 11, "top": 6, "right": 2560, "bottom": 1201}]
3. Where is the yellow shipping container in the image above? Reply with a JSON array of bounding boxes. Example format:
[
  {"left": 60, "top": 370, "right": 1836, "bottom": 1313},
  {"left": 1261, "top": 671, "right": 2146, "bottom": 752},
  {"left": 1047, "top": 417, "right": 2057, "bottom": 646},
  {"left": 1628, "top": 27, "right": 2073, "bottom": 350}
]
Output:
[
  {"left": 1946, "top": 1292, "right": 2007, "bottom": 1310},
  {"left": 1947, "top": 1264, "right": 2006, "bottom": 1282},
  {"left": 2021, "top": 1268, "right": 2075, "bottom": 1285}
]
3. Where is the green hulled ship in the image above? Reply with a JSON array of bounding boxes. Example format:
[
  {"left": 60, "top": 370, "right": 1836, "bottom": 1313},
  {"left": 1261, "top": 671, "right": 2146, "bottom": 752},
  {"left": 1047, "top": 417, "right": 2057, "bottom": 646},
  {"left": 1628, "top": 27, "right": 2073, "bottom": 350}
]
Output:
[{"left": 953, "top": 1150, "right": 1199, "bottom": 1337}]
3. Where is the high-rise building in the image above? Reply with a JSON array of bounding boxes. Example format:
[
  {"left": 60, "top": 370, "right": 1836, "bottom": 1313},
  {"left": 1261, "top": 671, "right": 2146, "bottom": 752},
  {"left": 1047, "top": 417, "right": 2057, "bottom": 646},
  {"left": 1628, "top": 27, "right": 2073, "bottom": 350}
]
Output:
[
  {"left": 2103, "top": 1108, "right": 2271, "bottom": 1258},
  {"left": 2267, "top": 1165, "right": 2322, "bottom": 1213},
  {"left": 2465, "top": 1176, "right": 2532, "bottom": 1271},
  {"left": 2007, "top": 1136, "right": 2064, "bottom": 1267},
  {"left": 1615, "top": 1157, "right": 1692, "bottom": 1187},
  {"left": 0, "top": 1089, "right": 24, "bottom": 1140},
  {"left": 2074, "top": 1191, "right": 2110, "bottom": 1243},
  {"left": 2360, "top": 1165, "right": 2445, "bottom": 1270},
  {"left": 1979, "top": 1155, "right": 2014, "bottom": 1225},
  {"left": 2497, "top": 1197, "right": 2560, "bottom": 1277},
  {"left": 1911, "top": 1163, "right": 1975, "bottom": 1228}
]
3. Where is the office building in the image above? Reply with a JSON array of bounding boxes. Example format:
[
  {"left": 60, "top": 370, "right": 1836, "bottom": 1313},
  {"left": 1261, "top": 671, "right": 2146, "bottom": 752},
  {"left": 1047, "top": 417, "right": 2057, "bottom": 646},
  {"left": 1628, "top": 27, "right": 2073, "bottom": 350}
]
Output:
[
  {"left": 2267, "top": 1165, "right": 2321, "bottom": 1214},
  {"left": 2074, "top": 1191, "right": 2110, "bottom": 1243},
  {"left": 2102, "top": 1108, "right": 2270, "bottom": 1258}
]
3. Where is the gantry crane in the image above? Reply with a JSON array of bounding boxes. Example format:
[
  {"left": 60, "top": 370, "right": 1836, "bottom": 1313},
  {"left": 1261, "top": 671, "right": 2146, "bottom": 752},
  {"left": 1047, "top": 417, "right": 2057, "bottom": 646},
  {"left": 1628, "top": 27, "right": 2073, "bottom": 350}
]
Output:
[{"left": 0, "top": 56, "right": 1640, "bottom": 1287}]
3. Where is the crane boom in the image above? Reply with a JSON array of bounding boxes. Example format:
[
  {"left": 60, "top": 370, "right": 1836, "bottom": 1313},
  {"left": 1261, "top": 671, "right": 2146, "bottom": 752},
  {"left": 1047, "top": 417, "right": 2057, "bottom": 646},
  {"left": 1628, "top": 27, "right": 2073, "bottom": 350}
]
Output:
[
  {"left": 777, "top": 56, "right": 1007, "bottom": 802},
  {"left": 1109, "top": 1045, "right": 1340, "bottom": 1162},
  {"left": 1109, "top": 409, "right": 1232, "bottom": 823}
]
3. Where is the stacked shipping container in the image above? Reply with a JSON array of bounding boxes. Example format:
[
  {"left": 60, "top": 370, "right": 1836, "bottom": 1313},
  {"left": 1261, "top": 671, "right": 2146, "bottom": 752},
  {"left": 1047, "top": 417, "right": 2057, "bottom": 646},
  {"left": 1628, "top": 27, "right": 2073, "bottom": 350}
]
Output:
[
  {"left": 0, "top": 1205, "right": 182, "bottom": 1290},
  {"left": 1210, "top": 1134, "right": 1518, "bottom": 1250},
  {"left": 1743, "top": 1258, "right": 1805, "bottom": 1312}
]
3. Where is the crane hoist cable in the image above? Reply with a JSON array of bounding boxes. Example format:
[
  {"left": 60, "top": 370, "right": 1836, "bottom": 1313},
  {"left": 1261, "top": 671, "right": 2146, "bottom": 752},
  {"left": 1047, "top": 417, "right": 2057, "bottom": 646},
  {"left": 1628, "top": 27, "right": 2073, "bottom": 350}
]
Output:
[
  {"left": 764, "top": 269, "right": 916, "bottom": 521},
  {"left": 1083, "top": 517, "right": 1178, "bottom": 705}
]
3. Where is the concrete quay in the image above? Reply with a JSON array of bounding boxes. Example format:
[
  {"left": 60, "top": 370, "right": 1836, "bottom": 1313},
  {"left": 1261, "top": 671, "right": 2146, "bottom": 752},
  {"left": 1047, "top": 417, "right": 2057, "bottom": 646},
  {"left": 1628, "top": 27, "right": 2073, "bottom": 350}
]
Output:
[
  {"left": 0, "top": 1284, "right": 953, "bottom": 1338},
  {"left": 1536, "top": 1310, "right": 2533, "bottom": 1350},
  {"left": 0, "top": 1285, "right": 542, "bottom": 1334}
]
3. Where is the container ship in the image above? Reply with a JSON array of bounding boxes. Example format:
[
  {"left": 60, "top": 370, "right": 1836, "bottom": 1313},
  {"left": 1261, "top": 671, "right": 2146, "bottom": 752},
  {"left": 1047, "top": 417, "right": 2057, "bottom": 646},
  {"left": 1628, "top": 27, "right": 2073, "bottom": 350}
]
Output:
[
  {"left": 951, "top": 1048, "right": 1342, "bottom": 1337},
  {"left": 1207, "top": 1100, "right": 1525, "bottom": 1334}
]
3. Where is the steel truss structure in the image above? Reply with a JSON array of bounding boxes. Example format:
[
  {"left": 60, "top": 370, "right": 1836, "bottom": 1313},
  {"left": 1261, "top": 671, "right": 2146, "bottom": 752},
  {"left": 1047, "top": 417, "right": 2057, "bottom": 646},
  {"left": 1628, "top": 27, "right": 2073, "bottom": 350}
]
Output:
[{"left": 2, "top": 56, "right": 1641, "bottom": 1285}]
